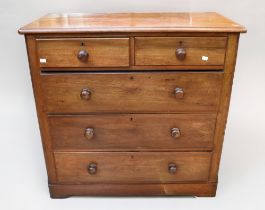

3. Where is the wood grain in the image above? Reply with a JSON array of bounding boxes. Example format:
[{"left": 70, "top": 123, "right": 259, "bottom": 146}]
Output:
[
  {"left": 37, "top": 38, "right": 129, "bottom": 67},
  {"left": 25, "top": 35, "right": 57, "bottom": 183},
  {"left": 135, "top": 37, "right": 226, "bottom": 66},
  {"left": 49, "top": 182, "right": 217, "bottom": 198},
  {"left": 19, "top": 12, "right": 246, "bottom": 198},
  {"left": 48, "top": 114, "right": 216, "bottom": 150},
  {"left": 54, "top": 152, "right": 212, "bottom": 184},
  {"left": 209, "top": 33, "right": 240, "bottom": 181},
  {"left": 41, "top": 65, "right": 224, "bottom": 71},
  {"left": 18, "top": 12, "right": 246, "bottom": 34},
  {"left": 41, "top": 72, "right": 223, "bottom": 113}
]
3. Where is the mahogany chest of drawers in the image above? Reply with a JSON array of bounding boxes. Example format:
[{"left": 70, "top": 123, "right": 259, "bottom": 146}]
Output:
[{"left": 19, "top": 12, "right": 246, "bottom": 198}]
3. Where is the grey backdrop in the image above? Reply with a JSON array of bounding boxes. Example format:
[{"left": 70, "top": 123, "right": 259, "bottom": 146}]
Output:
[{"left": 0, "top": 0, "right": 264, "bottom": 209}]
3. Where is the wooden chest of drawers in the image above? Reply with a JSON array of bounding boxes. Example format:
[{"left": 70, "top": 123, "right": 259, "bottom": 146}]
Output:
[{"left": 19, "top": 12, "right": 246, "bottom": 198}]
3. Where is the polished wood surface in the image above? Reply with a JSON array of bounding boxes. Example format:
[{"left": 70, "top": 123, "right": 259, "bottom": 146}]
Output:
[
  {"left": 41, "top": 72, "right": 223, "bottom": 113},
  {"left": 37, "top": 38, "right": 129, "bottom": 67},
  {"left": 25, "top": 35, "right": 57, "bottom": 183},
  {"left": 54, "top": 152, "right": 211, "bottom": 183},
  {"left": 209, "top": 33, "right": 240, "bottom": 181},
  {"left": 19, "top": 12, "right": 246, "bottom": 198},
  {"left": 135, "top": 37, "right": 226, "bottom": 66},
  {"left": 49, "top": 183, "right": 217, "bottom": 198},
  {"left": 18, "top": 12, "right": 246, "bottom": 34},
  {"left": 48, "top": 114, "right": 216, "bottom": 150}
]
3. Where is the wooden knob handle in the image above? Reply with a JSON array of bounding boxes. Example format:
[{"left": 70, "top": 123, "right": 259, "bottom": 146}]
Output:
[
  {"left": 171, "top": 128, "right": 181, "bottom": 138},
  {"left": 84, "top": 128, "right": 94, "bottom": 139},
  {"left": 174, "top": 87, "right": 184, "bottom": 99},
  {"left": 175, "top": 48, "right": 186, "bottom": 61},
  {"left": 88, "top": 163, "right": 97, "bottom": 175},
  {"left": 77, "top": 50, "right": 89, "bottom": 62},
  {"left": 168, "top": 163, "right": 177, "bottom": 174},
  {"left": 80, "top": 88, "right": 91, "bottom": 100}
]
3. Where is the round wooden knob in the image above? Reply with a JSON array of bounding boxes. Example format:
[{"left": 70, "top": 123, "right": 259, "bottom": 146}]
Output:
[
  {"left": 84, "top": 128, "right": 94, "bottom": 139},
  {"left": 175, "top": 48, "right": 186, "bottom": 61},
  {"left": 168, "top": 163, "right": 177, "bottom": 174},
  {"left": 171, "top": 128, "right": 181, "bottom": 138},
  {"left": 80, "top": 88, "right": 91, "bottom": 100},
  {"left": 88, "top": 163, "right": 97, "bottom": 175},
  {"left": 174, "top": 87, "right": 184, "bottom": 99},
  {"left": 77, "top": 50, "right": 89, "bottom": 62}
]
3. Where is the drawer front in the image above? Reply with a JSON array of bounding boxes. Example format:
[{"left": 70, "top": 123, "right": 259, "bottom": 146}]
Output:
[
  {"left": 135, "top": 37, "right": 226, "bottom": 66},
  {"left": 41, "top": 72, "right": 223, "bottom": 113},
  {"left": 54, "top": 152, "right": 211, "bottom": 183},
  {"left": 49, "top": 114, "right": 216, "bottom": 150},
  {"left": 37, "top": 38, "right": 129, "bottom": 67}
]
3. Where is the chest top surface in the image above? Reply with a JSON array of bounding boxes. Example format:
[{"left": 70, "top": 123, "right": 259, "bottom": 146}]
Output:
[{"left": 18, "top": 12, "right": 246, "bottom": 34}]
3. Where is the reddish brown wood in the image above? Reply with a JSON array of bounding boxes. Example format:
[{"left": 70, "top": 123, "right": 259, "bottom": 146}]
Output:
[
  {"left": 48, "top": 114, "right": 216, "bottom": 150},
  {"left": 135, "top": 37, "right": 226, "bottom": 66},
  {"left": 49, "top": 182, "right": 217, "bottom": 198},
  {"left": 37, "top": 38, "right": 130, "bottom": 67},
  {"left": 54, "top": 152, "right": 212, "bottom": 184},
  {"left": 25, "top": 35, "right": 57, "bottom": 184},
  {"left": 33, "top": 32, "right": 229, "bottom": 38},
  {"left": 40, "top": 72, "right": 223, "bottom": 114},
  {"left": 19, "top": 12, "right": 246, "bottom": 198},
  {"left": 209, "top": 33, "right": 240, "bottom": 181},
  {"left": 41, "top": 65, "right": 224, "bottom": 71},
  {"left": 18, "top": 12, "right": 246, "bottom": 34}
]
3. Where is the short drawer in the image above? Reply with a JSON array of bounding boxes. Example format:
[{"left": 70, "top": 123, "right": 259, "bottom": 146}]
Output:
[
  {"left": 135, "top": 37, "right": 226, "bottom": 66},
  {"left": 54, "top": 152, "right": 211, "bottom": 184},
  {"left": 41, "top": 72, "right": 223, "bottom": 113},
  {"left": 49, "top": 114, "right": 216, "bottom": 150},
  {"left": 37, "top": 38, "right": 129, "bottom": 67}
]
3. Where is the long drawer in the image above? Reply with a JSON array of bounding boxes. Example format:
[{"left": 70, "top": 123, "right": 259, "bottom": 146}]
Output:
[
  {"left": 41, "top": 72, "right": 223, "bottom": 113},
  {"left": 48, "top": 114, "right": 216, "bottom": 150},
  {"left": 54, "top": 152, "right": 212, "bottom": 184}
]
